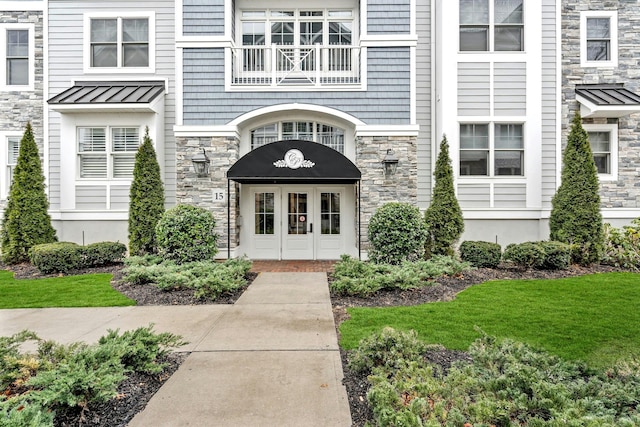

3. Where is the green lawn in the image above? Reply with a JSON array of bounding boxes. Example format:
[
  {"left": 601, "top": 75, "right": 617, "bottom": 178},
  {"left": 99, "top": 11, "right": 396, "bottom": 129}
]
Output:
[
  {"left": 0, "top": 270, "right": 135, "bottom": 308},
  {"left": 340, "top": 272, "right": 640, "bottom": 368}
]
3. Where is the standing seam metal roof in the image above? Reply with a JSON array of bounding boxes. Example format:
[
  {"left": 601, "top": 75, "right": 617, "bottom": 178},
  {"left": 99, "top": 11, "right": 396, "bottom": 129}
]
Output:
[
  {"left": 575, "top": 84, "right": 640, "bottom": 106},
  {"left": 48, "top": 81, "right": 166, "bottom": 105}
]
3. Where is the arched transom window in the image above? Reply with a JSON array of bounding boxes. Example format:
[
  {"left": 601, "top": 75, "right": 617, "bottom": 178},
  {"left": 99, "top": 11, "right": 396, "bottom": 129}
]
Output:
[{"left": 251, "top": 121, "right": 345, "bottom": 153}]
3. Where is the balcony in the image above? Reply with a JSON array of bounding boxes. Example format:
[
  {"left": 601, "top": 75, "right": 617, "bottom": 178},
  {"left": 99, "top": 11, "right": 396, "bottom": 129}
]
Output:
[{"left": 230, "top": 44, "right": 361, "bottom": 88}]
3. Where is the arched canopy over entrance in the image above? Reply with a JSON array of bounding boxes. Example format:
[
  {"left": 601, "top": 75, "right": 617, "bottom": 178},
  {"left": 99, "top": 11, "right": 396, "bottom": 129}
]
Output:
[
  {"left": 227, "top": 139, "right": 361, "bottom": 184},
  {"left": 226, "top": 139, "right": 362, "bottom": 260}
]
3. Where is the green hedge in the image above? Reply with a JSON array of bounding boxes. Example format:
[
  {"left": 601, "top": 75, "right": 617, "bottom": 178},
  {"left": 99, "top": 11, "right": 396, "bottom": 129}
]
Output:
[
  {"left": 28, "top": 241, "right": 127, "bottom": 274},
  {"left": 503, "top": 241, "right": 571, "bottom": 270},
  {"left": 459, "top": 241, "right": 502, "bottom": 268}
]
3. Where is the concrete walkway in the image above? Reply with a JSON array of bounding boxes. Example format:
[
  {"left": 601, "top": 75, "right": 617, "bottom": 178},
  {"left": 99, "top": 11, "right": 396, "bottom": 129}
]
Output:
[{"left": 0, "top": 272, "right": 351, "bottom": 427}]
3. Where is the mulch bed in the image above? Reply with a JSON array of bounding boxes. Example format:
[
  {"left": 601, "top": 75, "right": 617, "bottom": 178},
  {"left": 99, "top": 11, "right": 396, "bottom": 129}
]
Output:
[{"left": 2, "top": 261, "right": 630, "bottom": 426}]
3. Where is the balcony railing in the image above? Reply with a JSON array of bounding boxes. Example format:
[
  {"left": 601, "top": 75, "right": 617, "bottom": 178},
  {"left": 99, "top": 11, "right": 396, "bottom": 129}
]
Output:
[{"left": 230, "top": 44, "right": 361, "bottom": 87}]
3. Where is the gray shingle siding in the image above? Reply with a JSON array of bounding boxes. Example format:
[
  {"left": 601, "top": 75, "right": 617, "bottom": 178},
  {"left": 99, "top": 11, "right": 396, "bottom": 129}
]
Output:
[
  {"left": 182, "top": 47, "right": 411, "bottom": 125},
  {"left": 367, "top": 0, "right": 411, "bottom": 34},
  {"left": 183, "top": 0, "right": 225, "bottom": 35}
]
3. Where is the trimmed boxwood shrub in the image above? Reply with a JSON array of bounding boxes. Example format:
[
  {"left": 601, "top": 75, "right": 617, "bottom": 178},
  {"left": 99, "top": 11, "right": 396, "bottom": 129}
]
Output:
[
  {"left": 459, "top": 241, "right": 501, "bottom": 268},
  {"left": 538, "top": 241, "right": 571, "bottom": 270},
  {"left": 503, "top": 241, "right": 572, "bottom": 270},
  {"left": 29, "top": 241, "right": 127, "bottom": 273},
  {"left": 28, "top": 242, "right": 83, "bottom": 274},
  {"left": 503, "top": 242, "right": 546, "bottom": 270},
  {"left": 155, "top": 205, "right": 219, "bottom": 264},
  {"left": 367, "top": 202, "right": 428, "bottom": 265},
  {"left": 84, "top": 241, "right": 127, "bottom": 267}
]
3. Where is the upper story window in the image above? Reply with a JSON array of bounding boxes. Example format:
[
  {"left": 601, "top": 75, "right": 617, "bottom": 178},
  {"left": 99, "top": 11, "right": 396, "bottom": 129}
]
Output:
[
  {"left": 580, "top": 11, "right": 617, "bottom": 68},
  {"left": 84, "top": 13, "right": 155, "bottom": 73},
  {"left": 0, "top": 24, "right": 34, "bottom": 90},
  {"left": 459, "top": 0, "right": 524, "bottom": 52},
  {"left": 460, "top": 123, "right": 524, "bottom": 176},
  {"left": 232, "top": 7, "right": 360, "bottom": 87},
  {"left": 585, "top": 123, "right": 618, "bottom": 181},
  {"left": 78, "top": 126, "right": 140, "bottom": 179},
  {"left": 251, "top": 121, "right": 345, "bottom": 153}
]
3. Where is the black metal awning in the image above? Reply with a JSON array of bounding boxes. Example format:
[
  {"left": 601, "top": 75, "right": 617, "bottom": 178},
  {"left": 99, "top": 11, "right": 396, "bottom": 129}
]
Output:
[
  {"left": 227, "top": 139, "right": 361, "bottom": 184},
  {"left": 48, "top": 81, "right": 166, "bottom": 113},
  {"left": 575, "top": 84, "right": 640, "bottom": 118}
]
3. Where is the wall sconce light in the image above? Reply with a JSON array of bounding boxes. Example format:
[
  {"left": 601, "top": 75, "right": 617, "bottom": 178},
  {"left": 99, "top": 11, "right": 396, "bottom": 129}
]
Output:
[
  {"left": 192, "top": 148, "right": 210, "bottom": 178},
  {"left": 382, "top": 149, "right": 399, "bottom": 175}
]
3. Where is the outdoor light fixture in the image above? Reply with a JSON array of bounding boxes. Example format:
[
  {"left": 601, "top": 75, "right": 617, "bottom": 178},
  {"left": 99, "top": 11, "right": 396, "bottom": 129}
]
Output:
[
  {"left": 192, "top": 148, "right": 210, "bottom": 178},
  {"left": 382, "top": 149, "right": 399, "bottom": 175}
]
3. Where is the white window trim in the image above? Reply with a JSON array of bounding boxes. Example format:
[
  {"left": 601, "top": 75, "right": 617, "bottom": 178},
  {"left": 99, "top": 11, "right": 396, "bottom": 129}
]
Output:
[
  {"left": 0, "top": 131, "right": 22, "bottom": 200},
  {"left": 83, "top": 11, "right": 156, "bottom": 74},
  {"left": 76, "top": 125, "right": 142, "bottom": 181},
  {"left": 0, "top": 23, "right": 35, "bottom": 91},
  {"left": 458, "top": 0, "right": 525, "bottom": 53},
  {"left": 580, "top": 10, "right": 618, "bottom": 68},
  {"left": 584, "top": 122, "right": 618, "bottom": 181},
  {"left": 458, "top": 121, "right": 526, "bottom": 178}
]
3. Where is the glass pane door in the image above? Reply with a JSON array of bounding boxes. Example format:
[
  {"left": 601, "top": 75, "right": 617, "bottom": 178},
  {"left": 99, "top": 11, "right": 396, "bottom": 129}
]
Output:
[{"left": 288, "top": 193, "right": 308, "bottom": 235}]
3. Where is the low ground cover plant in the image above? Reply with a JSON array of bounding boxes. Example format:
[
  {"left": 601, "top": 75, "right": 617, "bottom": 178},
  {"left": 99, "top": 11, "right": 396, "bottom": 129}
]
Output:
[
  {"left": 0, "top": 270, "right": 134, "bottom": 309},
  {"left": 330, "top": 255, "right": 470, "bottom": 297},
  {"left": 123, "top": 256, "right": 252, "bottom": 300},
  {"left": 355, "top": 329, "right": 640, "bottom": 426},
  {"left": 0, "top": 326, "right": 184, "bottom": 426}
]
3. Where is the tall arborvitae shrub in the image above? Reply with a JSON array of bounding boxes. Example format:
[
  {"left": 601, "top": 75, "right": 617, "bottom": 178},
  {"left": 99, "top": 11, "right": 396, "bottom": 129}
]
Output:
[
  {"left": 128, "top": 127, "right": 165, "bottom": 255},
  {"left": 424, "top": 135, "right": 464, "bottom": 257},
  {"left": 1, "top": 123, "right": 56, "bottom": 264},
  {"left": 549, "top": 111, "right": 603, "bottom": 265}
]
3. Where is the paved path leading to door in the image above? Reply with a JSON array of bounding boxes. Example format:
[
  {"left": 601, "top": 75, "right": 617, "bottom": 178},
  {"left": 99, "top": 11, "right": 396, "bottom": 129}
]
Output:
[{"left": 0, "top": 272, "right": 351, "bottom": 427}]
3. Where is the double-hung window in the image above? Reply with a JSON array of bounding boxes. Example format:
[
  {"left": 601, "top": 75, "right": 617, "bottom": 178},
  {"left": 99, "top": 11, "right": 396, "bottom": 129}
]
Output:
[
  {"left": 460, "top": 123, "right": 524, "bottom": 176},
  {"left": 7, "top": 136, "right": 19, "bottom": 187},
  {"left": 459, "top": 0, "right": 524, "bottom": 52},
  {"left": 584, "top": 123, "right": 617, "bottom": 180},
  {"left": 1, "top": 25, "right": 34, "bottom": 89},
  {"left": 580, "top": 11, "right": 617, "bottom": 67},
  {"left": 78, "top": 127, "right": 140, "bottom": 179},
  {"left": 85, "top": 13, "right": 154, "bottom": 71}
]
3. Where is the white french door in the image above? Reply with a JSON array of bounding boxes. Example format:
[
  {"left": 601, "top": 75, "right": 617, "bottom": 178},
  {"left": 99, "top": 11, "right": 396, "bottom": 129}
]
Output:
[{"left": 244, "top": 185, "right": 354, "bottom": 260}]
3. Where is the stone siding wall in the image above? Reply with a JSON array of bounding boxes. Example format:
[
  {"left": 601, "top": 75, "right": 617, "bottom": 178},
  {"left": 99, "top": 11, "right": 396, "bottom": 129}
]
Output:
[
  {"left": 176, "top": 136, "right": 240, "bottom": 252},
  {"left": 562, "top": 0, "right": 640, "bottom": 208},
  {"left": 356, "top": 135, "right": 418, "bottom": 250},
  {"left": 0, "top": 10, "right": 44, "bottom": 210}
]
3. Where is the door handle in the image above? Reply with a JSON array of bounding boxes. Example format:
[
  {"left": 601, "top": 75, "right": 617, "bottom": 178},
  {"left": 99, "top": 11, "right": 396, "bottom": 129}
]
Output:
[{"left": 309, "top": 223, "right": 313, "bottom": 233}]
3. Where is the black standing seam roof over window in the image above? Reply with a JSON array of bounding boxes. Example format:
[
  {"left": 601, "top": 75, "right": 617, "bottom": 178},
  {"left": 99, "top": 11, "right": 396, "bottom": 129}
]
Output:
[
  {"left": 47, "top": 81, "right": 166, "bottom": 105},
  {"left": 575, "top": 84, "right": 640, "bottom": 106},
  {"left": 226, "top": 139, "right": 361, "bottom": 184}
]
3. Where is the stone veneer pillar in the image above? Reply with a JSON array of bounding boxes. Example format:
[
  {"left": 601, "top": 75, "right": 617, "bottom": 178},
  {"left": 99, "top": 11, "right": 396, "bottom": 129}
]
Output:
[
  {"left": 176, "top": 136, "right": 240, "bottom": 255},
  {"left": 356, "top": 135, "right": 418, "bottom": 250}
]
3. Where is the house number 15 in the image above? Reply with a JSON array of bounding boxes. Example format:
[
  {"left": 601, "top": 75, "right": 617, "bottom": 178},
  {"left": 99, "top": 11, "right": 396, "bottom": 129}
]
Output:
[{"left": 213, "top": 190, "right": 226, "bottom": 202}]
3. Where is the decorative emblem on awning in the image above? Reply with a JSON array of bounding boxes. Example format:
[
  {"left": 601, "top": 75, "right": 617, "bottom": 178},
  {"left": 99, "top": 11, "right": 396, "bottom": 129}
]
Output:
[{"left": 273, "top": 149, "right": 315, "bottom": 169}]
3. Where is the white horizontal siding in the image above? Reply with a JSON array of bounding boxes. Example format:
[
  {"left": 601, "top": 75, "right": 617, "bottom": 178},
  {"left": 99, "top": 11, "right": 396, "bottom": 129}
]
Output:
[
  {"left": 458, "top": 183, "right": 490, "bottom": 208},
  {"left": 76, "top": 186, "right": 106, "bottom": 209},
  {"left": 494, "top": 62, "right": 526, "bottom": 116},
  {"left": 110, "top": 185, "right": 130, "bottom": 210},
  {"left": 494, "top": 183, "right": 526, "bottom": 208},
  {"left": 458, "top": 63, "right": 490, "bottom": 116}
]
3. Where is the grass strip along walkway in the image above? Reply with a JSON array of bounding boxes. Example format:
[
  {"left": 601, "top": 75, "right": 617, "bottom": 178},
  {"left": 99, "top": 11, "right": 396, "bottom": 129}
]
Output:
[
  {"left": 0, "top": 270, "right": 135, "bottom": 308},
  {"left": 340, "top": 272, "right": 640, "bottom": 368}
]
